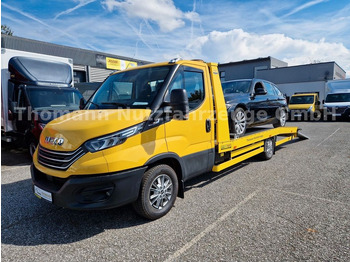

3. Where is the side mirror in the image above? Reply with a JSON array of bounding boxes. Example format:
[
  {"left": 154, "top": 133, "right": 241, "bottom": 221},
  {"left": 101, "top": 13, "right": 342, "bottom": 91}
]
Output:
[
  {"left": 79, "top": 98, "right": 86, "bottom": 109},
  {"left": 170, "top": 89, "right": 189, "bottom": 120},
  {"left": 315, "top": 101, "right": 321, "bottom": 106},
  {"left": 322, "top": 100, "right": 325, "bottom": 104},
  {"left": 255, "top": 87, "right": 267, "bottom": 96}
]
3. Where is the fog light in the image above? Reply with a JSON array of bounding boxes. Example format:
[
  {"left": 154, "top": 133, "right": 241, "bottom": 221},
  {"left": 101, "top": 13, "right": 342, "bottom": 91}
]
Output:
[{"left": 77, "top": 185, "right": 114, "bottom": 203}]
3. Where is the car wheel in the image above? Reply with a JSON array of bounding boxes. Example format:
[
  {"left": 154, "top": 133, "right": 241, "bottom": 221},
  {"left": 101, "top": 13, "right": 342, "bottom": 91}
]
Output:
[
  {"left": 259, "top": 138, "right": 275, "bottom": 160},
  {"left": 273, "top": 108, "right": 286, "bottom": 128},
  {"left": 232, "top": 107, "right": 247, "bottom": 136},
  {"left": 27, "top": 136, "right": 38, "bottom": 158},
  {"left": 133, "top": 164, "right": 178, "bottom": 220}
]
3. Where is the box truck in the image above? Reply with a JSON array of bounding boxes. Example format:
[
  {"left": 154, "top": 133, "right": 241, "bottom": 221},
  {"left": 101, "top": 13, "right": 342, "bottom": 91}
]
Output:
[{"left": 1, "top": 48, "right": 83, "bottom": 155}]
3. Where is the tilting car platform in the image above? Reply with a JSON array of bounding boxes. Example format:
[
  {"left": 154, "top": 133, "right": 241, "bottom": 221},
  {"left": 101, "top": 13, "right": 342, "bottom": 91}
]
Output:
[{"left": 213, "top": 127, "right": 309, "bottom": 172}]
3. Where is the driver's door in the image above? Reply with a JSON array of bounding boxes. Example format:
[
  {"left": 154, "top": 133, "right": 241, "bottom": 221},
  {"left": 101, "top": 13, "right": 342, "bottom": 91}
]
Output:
[{"left": 164, "top": 64, "right": 214, "bottom": 180}]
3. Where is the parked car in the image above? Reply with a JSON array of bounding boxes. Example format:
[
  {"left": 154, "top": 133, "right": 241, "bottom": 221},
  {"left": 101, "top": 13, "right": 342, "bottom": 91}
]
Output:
[
  {"left": 222, "top": 79, "right": 288, "bottom": 136},
  {"left": 75, "top": 82, "right": 102, "bottom": 101},
  {"left": 323, "top": 91, "right": 350, "bottom": 121}
]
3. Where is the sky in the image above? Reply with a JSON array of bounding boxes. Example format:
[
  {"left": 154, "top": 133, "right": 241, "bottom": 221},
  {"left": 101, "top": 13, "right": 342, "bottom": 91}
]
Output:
[{"left": 2, "top": 0, "right": 350, "bottom": 76}]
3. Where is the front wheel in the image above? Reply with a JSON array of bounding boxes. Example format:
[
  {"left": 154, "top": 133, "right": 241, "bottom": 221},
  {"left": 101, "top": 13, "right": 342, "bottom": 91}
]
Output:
[
  {"left": 273, "top": 108, "right": 287, "bottom": 128},
  {"left": 27, "top": 136, "right": 38, "bottom": 158},
  {"left": 231, "top": 107, "right": 247, "bottom": 136},
  {"left": 133, "top": 164, "right": 178, "bottom": 220}
]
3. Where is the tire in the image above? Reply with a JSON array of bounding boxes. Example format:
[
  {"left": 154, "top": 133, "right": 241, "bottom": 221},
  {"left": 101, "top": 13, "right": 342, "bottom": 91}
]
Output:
[
  {"left": 27, "top": 136, "right": 38, "bottom": 158},
  {"left": 259, "top": 138, "right": 275, "bottom": 160},
  {"left": 273, "top": 108, "right": 287, "bottom": 128},
  {"left": 231, "top": 107, "right": 247, "bottom": 136},
  {"left": 133, "top": 164, "right": 178, "bottom": 220}
]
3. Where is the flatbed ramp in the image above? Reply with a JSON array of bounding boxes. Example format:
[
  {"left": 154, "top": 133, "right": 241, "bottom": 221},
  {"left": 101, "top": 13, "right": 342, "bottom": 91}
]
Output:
[{"left": 213, "top": 127, "right": 308, "bottom": 172}]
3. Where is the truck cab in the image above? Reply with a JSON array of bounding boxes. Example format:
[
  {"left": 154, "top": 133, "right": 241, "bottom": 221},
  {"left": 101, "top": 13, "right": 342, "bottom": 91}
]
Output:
[
  {"left": 288, "top": 92, "right": 320, "bottom": 120},
  {"left": 31, "top": 59, "right": 305, "bottom": 219},
  {"left": 323, "top": 91, "right": 350, "bottom": 120},
  {"left": 1, "top": 52, "right": 83, "bottom": 155}
]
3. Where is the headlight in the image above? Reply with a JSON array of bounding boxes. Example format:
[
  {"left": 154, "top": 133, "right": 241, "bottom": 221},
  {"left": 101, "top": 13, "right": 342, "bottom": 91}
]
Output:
[
  {"left": 84, "top": 122, "right": 145, "bottom": 152},
  {"left": 307, "top": 105, "right": 313, "bottom": 112}
]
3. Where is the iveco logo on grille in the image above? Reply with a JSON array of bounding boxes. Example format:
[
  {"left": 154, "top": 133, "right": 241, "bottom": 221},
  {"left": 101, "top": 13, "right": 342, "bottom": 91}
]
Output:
[{"left": 45, "top": 137, "right": 64, "bottom": 146}]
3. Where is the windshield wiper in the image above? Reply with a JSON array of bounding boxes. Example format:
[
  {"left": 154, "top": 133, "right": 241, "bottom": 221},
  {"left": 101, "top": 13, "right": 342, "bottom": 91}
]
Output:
[
  {"left": 101, "top": 102, "right": 128, "bottom": 108},
  {"left": 86, "top": 100, "right": 100, "bottom": 108}
]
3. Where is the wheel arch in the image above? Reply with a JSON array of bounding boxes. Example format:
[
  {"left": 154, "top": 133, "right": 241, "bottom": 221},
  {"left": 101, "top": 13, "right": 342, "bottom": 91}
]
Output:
[
  {"left": 234, "top": 103, "right": 249, "bottom": 111},
  {"left": 144, "top": 153, "right": 185, "bottom": 198}
]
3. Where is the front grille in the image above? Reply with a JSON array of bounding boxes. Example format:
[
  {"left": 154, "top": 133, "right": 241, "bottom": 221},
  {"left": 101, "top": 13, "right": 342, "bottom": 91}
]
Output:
[
  {"left": 335, "top": 107, "right": 347, "bottom": 114},
  {"left": 38, "top": 145, "right": 86, "bottom": 170}
]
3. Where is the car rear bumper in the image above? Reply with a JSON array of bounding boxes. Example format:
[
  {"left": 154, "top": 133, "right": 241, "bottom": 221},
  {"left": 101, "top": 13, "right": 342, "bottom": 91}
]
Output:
[{"left": 31, "top": 164, "right": 147, "bottom": 210}]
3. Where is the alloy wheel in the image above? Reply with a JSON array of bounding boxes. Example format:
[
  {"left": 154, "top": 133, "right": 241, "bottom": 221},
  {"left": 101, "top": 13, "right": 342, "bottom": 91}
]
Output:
[
  {"left": 234, "top": 109, "right": 247, "bottom": 135},
  {"left": 149, "top": 174, "right": 173, "bottom": 210}
]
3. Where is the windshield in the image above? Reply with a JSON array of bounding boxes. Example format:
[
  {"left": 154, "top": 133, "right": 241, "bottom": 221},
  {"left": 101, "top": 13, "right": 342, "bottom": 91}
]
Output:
[
  {"left": 289, "top": 95, "right": 315, "bottom": 104},
  {"left": 325, "top": 93, "right": 350, "bottom": 103},
  {"left": 222, "top": 80, "right": 251, "bottom": 94},
  {"left": 87, "top": 66, "right": 172, "bottom": 109},
  {"left": 26, "top": 87, "right": 82, "bottom": 110}
]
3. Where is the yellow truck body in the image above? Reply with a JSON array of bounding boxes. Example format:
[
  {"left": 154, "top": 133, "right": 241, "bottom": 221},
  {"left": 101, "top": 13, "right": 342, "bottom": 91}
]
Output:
[{"left": 32, "top": 59, "right": 306, "bottom": 219}]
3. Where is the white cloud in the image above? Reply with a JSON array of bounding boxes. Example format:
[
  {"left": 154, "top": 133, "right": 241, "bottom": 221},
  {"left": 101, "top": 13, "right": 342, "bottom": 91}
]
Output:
[
  {"left": 185, "top": 29, "right": 350, "bottom": 76},
  {"left": 102, "top": 0, "right": 200, "bottom": 32}
]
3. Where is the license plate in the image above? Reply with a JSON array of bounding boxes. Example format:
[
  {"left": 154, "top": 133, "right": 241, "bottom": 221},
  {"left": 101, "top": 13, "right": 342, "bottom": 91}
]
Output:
[{"left": 34, "top": 185, "right": 52, "bottom": 202}]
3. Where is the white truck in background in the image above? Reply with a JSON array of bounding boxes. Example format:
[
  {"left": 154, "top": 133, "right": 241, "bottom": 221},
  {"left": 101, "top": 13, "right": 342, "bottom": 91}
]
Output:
[
  {"left": 1, "top": 48, "right": 83, "bottom": 155},
  {"left": 324, "top": 79, "right": 350, "bottom": 120}
]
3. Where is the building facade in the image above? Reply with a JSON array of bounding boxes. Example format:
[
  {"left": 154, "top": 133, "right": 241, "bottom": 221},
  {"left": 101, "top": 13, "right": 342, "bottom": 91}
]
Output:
[
  {"left": 218, "top": 56, "right": 288, "bottom": 81},
  {"left": 1, "top": 34, "right": 151, "bottom": 84},
  {"left": 218, "top": 57, "right": 346, "bottom": 102}
]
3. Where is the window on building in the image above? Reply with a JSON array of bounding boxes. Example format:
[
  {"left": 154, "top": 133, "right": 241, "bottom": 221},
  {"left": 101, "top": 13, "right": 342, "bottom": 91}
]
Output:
[{"left": 220, "top": 71, "right": 226, "bottom": 79}]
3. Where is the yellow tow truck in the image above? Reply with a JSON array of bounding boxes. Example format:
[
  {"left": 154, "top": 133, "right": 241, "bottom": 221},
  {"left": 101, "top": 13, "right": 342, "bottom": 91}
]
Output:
[
  {"left": 288, "top": 92, "right": 321, "bottom": 120},
  {"left": 31, "top": 59, "right": 307, "bottom": 219}
]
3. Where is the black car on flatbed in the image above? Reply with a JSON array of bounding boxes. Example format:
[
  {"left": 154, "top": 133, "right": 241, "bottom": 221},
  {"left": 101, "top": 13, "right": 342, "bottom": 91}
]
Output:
[{"left": 222, "top": 79, "right": 288, "bottom": 136}]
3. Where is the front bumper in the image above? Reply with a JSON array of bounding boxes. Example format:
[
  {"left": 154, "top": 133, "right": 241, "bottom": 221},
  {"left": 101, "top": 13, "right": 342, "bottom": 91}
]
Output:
[
  {"left": 325, "top": 107, "right": 350, "bottom": 118},
  {"left": 31, "top": 164, "right": 147, "bottom": 210},
  {"left": 289, "top": 110, "right": 311, "bottom": 119}
]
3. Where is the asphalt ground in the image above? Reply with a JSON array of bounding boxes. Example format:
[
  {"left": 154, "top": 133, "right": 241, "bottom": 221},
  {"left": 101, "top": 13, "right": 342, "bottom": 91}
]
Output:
[{"left": 1, "top": 121, "right": 350, "bottom": 261}]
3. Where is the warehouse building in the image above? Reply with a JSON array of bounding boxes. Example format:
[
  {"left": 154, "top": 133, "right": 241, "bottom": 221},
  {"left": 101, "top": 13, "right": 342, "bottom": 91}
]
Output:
[
  {"left": 1, "top": 34, "right": 151, "bottom": 84},
  {"left": 219, "top": 57, "right": 346, "bottom": 102}
]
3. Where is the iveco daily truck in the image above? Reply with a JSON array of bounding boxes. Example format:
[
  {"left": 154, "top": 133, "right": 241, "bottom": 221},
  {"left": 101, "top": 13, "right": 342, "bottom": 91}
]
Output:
[
  {"left": 31, "top": 59, "right": 306, "bottom": 219},
  {"left": 1, "top": 48, "right": 83, "bottom": 156}
]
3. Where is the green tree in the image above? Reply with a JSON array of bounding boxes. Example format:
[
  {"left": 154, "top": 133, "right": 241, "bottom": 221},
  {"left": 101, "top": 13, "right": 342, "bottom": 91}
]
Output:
[{"left": 1, "top": 25, "right": 14, "bottom": 36}]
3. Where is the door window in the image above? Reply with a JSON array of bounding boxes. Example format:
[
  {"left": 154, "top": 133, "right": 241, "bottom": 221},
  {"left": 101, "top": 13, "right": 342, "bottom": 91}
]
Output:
[
  {"left": 18, "top": 88, "right": 27, "bottom": 108},
  {"left": 166, "top": 69, "right": 205, "bottom": 111}
]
